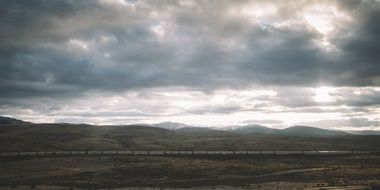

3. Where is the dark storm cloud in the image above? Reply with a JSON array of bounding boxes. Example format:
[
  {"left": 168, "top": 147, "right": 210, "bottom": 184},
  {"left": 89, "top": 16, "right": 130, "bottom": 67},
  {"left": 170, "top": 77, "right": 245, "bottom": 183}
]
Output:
[
  {"left": 0, "top": 0, "right": 380, "bottom": 103},
  {"left": 349, "top": 117, "right": 380, "bottom": 128},
  {"left": 335, "top": 4, "right": 380, "bottom": 86},
  {"left": 0, "top": 0, "right": 100, "bottom": 44},
  {"left": 336, "top": 88, "right": 380, "bottom": 107}
]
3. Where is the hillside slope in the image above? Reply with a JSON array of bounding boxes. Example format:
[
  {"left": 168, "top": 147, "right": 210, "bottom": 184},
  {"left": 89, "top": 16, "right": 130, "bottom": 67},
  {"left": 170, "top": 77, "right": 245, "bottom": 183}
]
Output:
[
  {"left": 276, "top": 126, "right": 347, "bottom": 136},
  {"left": 0, "top": 116, "right": 379, "bottom": 152},
  {"left": 226, "top": 125, "right": 279, "bottom": 134},
  {"left": 0, "top": 123, "right": 379, "bottom": 152},
  {"left": 0, "top": 116, "right": 29, "bottom": 125}
]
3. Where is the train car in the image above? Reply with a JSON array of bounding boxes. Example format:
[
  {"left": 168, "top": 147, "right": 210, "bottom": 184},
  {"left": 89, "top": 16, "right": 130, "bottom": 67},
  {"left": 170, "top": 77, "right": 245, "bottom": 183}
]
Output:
[
  {"left": 70, "top": 151, "right": 86, "bottom": 155},
  {"left": 37, "top": 151, "right": 54, "bottom": 156},
  {"left": 178, "top": 151, "right": 193, "bottom": 155},
  {"left": 164, "top": 151, "right": 180, "bottom": 155},
  {"left": 53, "top": 151, "right": 67, "bottom": 155},
  {"left": 20, "top": 152, "right": 37, "bottom": 156},
  {"left": 234, "top": 151, "right": 248, "bottom": 155},
  {"left": 261, "top": 151, "right": 275, "bottom": 154},
  {"left": 247, "top": 151, "right": 261, "bottom": 155},
  {"left": 133, "top": 151, "right": 149, "bottom": 155},
  {"left": 340, "top": 151, "right": 353, "bottom": 154},
  {"left": 304, "top": 151, "right": 319, "bottom": 155},
  {"left": 193, "top": 151, "right": 207, "bottom": 155},
  {"left": 103, "top": 151, "right": 118, "bottom": 155},
  {"left": 351, "top": 150, "right": 371, "bottom": 154},
  {"left": 220, "top": 151, "right": 234, "bottom": 155},
  {"left": 149, "top": 151, "right": 165, "bottom": 155},
  {"left": 118, "top": 151, "right": 132, "bottom": 155},
  {"left": 87, "top": 150, "right": 102, "bottom": 155},
  {"left": 206, "top": 151, "right": 220, "bottom": 155},
  {"left": 320, "top": 151, "right": 334, "bottom": 154},
  {"left": 0, "top": 152, "right": 19, "bottom": 157}
]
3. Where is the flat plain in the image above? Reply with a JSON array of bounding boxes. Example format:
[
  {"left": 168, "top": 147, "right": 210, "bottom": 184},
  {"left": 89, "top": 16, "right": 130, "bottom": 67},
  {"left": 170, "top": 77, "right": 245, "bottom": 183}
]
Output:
[{"left": 1, "top": 154, "right": 380, "bottom": 189}]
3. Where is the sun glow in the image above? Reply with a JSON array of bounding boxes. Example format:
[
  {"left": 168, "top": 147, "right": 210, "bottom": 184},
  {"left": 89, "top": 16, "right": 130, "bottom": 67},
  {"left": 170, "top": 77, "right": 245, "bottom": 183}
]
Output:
[
  {"left": 313, "top": 87, "right": 335, "bottom": 103},
  {"left": 229, "top": 2, "right": 278, "bottom": 23},
  {"left": 303, "top": 4, "right": 350, "bottom": 34},
  {"left": 303, "top": 10, "right": 334, "bottom": 35},
  {"left": 302, "top": 4, "right": 351, "bottom": 51},
  {"left": 241, "top": 4, "right": 277, "bottom": 18}
]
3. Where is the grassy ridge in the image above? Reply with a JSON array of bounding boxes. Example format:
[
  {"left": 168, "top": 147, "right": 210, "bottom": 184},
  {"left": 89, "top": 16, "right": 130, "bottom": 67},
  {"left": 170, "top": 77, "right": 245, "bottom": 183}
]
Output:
[{"left": 0, "top": 123, "right": 380, "bottom": 151}]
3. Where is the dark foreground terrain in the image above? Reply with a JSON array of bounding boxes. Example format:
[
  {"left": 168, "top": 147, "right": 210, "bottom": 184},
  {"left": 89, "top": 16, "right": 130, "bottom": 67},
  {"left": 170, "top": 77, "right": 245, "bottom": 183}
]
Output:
[
  {"left": 0, "top": 154, "right": 380, "bottom": 190},
  {"left": 1, "top": 118, "right": 380, "bottom": 189}
]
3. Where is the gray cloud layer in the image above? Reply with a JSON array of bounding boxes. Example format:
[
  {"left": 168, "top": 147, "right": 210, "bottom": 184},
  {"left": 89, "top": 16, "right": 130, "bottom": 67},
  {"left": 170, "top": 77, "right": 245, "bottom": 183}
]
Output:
[
  {"left": 1, "top": 0, "right": 380, "bottom": 99},
  {"left": 0, "top": 0, "right": 380, "bottom": 127}
]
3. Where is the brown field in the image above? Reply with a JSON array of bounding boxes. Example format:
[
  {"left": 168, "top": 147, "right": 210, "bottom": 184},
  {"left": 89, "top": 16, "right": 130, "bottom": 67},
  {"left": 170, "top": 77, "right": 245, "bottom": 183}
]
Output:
[
  {"left": 1, "top": 124, "right": 380, "bottom": 189},
  {"left": 1, "top": 154, "right": 380, "bottom": 190}
]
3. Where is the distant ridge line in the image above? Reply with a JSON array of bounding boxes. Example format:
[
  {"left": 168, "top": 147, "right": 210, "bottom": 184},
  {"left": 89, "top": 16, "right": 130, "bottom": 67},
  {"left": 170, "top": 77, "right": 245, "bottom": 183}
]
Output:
[{"left": 1, "top": 116, "right": 380, "bottom": 136}]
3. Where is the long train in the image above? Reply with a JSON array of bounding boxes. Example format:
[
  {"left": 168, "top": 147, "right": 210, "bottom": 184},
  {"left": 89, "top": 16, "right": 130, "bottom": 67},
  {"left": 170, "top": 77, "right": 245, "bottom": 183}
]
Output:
[{"left": 0, "top": 150, "right": 376, "bottom": 157}]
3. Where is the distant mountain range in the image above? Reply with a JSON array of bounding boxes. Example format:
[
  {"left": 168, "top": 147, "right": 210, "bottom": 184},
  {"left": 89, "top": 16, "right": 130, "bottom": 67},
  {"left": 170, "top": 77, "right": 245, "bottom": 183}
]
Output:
[
  {"left": 1, "top": 116, "right": 380, "bottom": 136},
  {"left": 276, "top": 125, "right": 347, "bottom": 136},
  {"left": 223, "top": 124, "right": 278, "bottom": 134},
  {"left": 152, "top": 122, "right": 192, "bottom": 130},
  {"left": 221, "top": 124, "right": 347, "bottom": 136},
  {"left": 1, "top": 116, "right": 380, "bottom": 152},
  {"left": 151, "top": 122, "right": 380, "bottom": 137}
]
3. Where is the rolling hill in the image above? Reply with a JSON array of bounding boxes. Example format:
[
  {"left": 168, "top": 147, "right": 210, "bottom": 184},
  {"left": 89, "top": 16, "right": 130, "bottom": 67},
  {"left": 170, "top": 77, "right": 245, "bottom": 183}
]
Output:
[
  {"left": 153, "top": 122, "right": 190, "bottom": 130},
  {"left": 275, "top": 125, "right": 348, "bottom": 136},
  {"left": 0, "top": 116, "right": 380, "bottom": 152},
  {"left": 0, "top": 116, "right": 29, "bottom": 125},
  {"left": 225, "top": 124, "right": 279, "bottom": 134},
  {"left": 222, "top": 124, "right": 347, "bottom": 136},
  {"left": 348, "top": 130, "right": 380, "bottom": 136}
]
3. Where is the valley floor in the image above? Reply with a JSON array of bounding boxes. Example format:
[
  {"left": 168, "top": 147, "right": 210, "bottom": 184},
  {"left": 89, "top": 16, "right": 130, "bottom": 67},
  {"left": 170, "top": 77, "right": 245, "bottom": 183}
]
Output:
[{"left": 1, "top": 154, "right": 380, "bottom": 189}]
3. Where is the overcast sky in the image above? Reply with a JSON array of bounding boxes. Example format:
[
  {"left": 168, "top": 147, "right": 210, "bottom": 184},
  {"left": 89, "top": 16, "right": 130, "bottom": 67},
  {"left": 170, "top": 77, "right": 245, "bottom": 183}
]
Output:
[{"left": 0, "top": 0, "right": 379, "bottom": 130}]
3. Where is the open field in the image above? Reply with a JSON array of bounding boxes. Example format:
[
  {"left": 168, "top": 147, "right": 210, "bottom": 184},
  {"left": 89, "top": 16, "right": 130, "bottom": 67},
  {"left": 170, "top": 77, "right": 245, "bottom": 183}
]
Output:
[
  {"left": 1, "top": 123, "right": 380, "bottom": 189},
  {"left": 1, "top": 154, "right": 380, "bottom": 189}
]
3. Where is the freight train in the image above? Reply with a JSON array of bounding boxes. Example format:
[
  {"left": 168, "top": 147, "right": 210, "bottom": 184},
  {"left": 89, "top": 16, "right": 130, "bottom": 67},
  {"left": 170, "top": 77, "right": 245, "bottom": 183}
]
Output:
[{"left": 0, "top": 150, "right": 375, "bottom": 157}]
